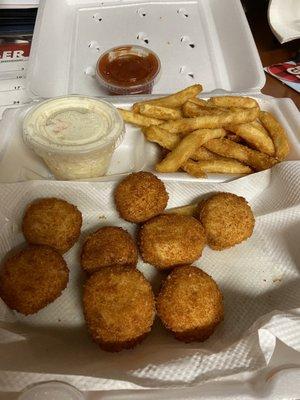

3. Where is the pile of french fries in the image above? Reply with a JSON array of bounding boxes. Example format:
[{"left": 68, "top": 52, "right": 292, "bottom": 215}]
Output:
[{"left": 118, "top": 84, "right": 290, "bottom": 177}]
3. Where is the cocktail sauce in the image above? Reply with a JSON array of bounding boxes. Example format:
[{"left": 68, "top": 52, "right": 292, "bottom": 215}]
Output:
[{"left": 96, "top": 45, "right": 160, "bottom": 94}]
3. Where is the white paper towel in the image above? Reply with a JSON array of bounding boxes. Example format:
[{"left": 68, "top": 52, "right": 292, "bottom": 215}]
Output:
[
  {"left": 268, "top": 0, "right": 300, "bottom": 44},
  {"left": 0, "top": 162, "right": 299, "bottom": 397}
]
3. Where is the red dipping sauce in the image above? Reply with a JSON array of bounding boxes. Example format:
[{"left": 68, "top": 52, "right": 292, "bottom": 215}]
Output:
[{"left": 96, "top": 45, "right": 161, "bottom": 95}]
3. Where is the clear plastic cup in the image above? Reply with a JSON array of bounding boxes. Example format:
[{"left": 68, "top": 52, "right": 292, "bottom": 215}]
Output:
[
  {"left": 96, "top": 45, "right": 161, "bottom": 95},
  {"left": 18, "top": 381, "right": 85, "bottom": 400},
  {"left": 23, "top": 96, "right": 124, "bottom": 180}
]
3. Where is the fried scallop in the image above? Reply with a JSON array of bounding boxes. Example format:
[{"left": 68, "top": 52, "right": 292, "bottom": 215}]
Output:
[
  {"left": 197, "top": 192, "right": 255, "bottom": 250},
  {"left": 0, "top": 245, "right": 68, "bottom": 315},
  {"left": 83, "top": 266, "right": 155, "bottom": 352},
  {"left": 139, "top": 214, "right": 206, "bottom": 270},
  {"left": 157, "top": 265, "right": 224, "bottom": 342},
  {"left": 114, "top": 171, "right": 169, "bottom": 223},
  {"left": 22, "top": 197, "right": 82, "bottom": 253},
  {"left": 81, "top": 226, "right": 137, "bottom": 274}
]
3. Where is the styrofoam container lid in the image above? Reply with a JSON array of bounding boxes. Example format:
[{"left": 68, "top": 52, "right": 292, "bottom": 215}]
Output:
[{"left": 26, "top": 0, "right": 266, "bottom": 99}]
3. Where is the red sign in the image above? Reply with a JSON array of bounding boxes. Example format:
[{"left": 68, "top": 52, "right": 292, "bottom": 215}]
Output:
[{"left": 0, "top": 43, "right": 31, "bottom": 61}]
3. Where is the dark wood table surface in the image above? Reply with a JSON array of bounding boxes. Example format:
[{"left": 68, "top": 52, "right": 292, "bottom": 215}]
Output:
[{"left": 244, "top": 0, "right": 300, "bottom": 109}]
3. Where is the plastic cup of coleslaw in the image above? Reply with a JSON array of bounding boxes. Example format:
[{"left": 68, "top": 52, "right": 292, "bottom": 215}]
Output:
[{"left": 23, "top": 96, "right": 124, "bottom": 180}]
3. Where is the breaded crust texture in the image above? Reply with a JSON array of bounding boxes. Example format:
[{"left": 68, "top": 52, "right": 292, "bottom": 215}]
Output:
[
  {"left": 114, "top": 171, "right": 169, "bottom": 223},
  {"left": 22, "top": 197, "right": 82, "bottom": 253},
  {"left": 83, "top": 266, "right": 155, "bottom": 352},
  {"left": 81, "top": 226, "right": 138, "bottom": 274},
  {"left": 0, "top": 245, "right": 69, "bottom": 315},
  {"left": 157, "top": 265, "right": 224, "bottom": 342},
  {"left": 139, "top": 214, "right": 206, "bottom": 270},
  {"left": 197, "top": 192, "right": 255, "bottom": 250}
]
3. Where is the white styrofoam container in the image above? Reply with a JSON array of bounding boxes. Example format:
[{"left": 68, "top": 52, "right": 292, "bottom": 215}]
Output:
[
  {"left": 0, "top": 1, "right": 300, "bottom": 398},
  {"left": 0, "top": 0, "right": 298, "bottom": 184},
  {"left": 26, "top": 0, "right": 266, "bottom": 97},
  {"left": 0, "top": 93, "right": 299, "bottom": 183}
]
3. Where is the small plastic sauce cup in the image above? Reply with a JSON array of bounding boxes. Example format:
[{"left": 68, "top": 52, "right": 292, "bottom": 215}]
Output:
[
  {"left": 18, "top": 381, "right": 85, "bottom": 400},
  {"left": 23, "top": 96, "right": 124, "bottom": 180},
  {"left": 96, "top": 45, "right": 161, "bottom": 95}
]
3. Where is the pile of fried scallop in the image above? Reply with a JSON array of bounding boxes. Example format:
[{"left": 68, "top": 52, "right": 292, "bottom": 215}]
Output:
[{"left": 0, "top": 172, "right": 255, "bottom": 352}]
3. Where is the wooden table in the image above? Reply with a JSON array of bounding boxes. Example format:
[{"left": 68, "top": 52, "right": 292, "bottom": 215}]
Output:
[{"left": 244, "top": 0, "right": 300, "bottom": 109}]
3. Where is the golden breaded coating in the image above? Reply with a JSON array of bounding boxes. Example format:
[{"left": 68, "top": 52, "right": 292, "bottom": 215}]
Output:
[
  {"left": 197, "top": 192, "right": 255, "bottom": 250},
  {"left": 22, "top": 197, "right": 82, "bottom": 253},
  {"left": 0, "top": 245, "right": 68, "bottom": 315},
  {"left": 157, "top": 265, "right": 224, "bottom": 342},
  {"left": 114, "top": 172, "right": 168, "bottom": 223},
  {"left": 139, "top": 214, "right": 206, "bottom": 270},
  {"left": 83, "top": 266, "right": 155, "bottom": 352},
  {"left": 81, "top": 226, "right": 137, "bottom": 274}
]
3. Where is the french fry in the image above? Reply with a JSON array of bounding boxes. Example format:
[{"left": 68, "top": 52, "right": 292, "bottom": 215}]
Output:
[
  {"left": 204, "top": 138, "right": 278, "bottom": 171},
  {"left": 188, "top": 98, "right": 245, "bottom": 113},
  {"left": 182, "top": 101, "right": 228, "bottom": 117},
  {"left": 165, "top": 203, "right": 199, "bottom": 216},
  {"left": 226, "top": 122, "right": 275, "bottom": 156},
  {"left": 192, "top": 146, "right": 223, "bottom": 161},
  {"left": 143, "top": 126, "right": 224, "bottom": 161},
  {"left": 118, "top": 109, "right": 163, "bottom": 127},
  {"left": 142, "top": 126, "right": 180, "bottom": 149},
  {"left": 132, "top": 84, "right": 202, "bottom": 111},
  {"left": 183, "top": 159, "right": 252, "bottom": 175},
  {"left": 188, "top": 98, "right": 208, "bottom": 106},
  {"left": 251, "top": 120, "right": 269, "bottom": 134},
  {"left": 182, "top": 101, "right": 202, "bottom": 117},
  {"left": 139, "top": 104, "right": 182, "bottom": 120},
  {"left": 251, "top": 120, "right": 275, "bottom": 141},
  {"left": 159, "top": 107, "right": 259, "bottom": 134},
  {"left": 156, "top": 128, "right": 226, "bottom": 172},
  {"left": 259, "top": 111, "right": 290, "bottom": 161},
  {"left": 207, "top": 96, "right": 259, "bottom": 109},
  {"left": 181, "top": 161, "right": 205, "bottom": 177}
]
